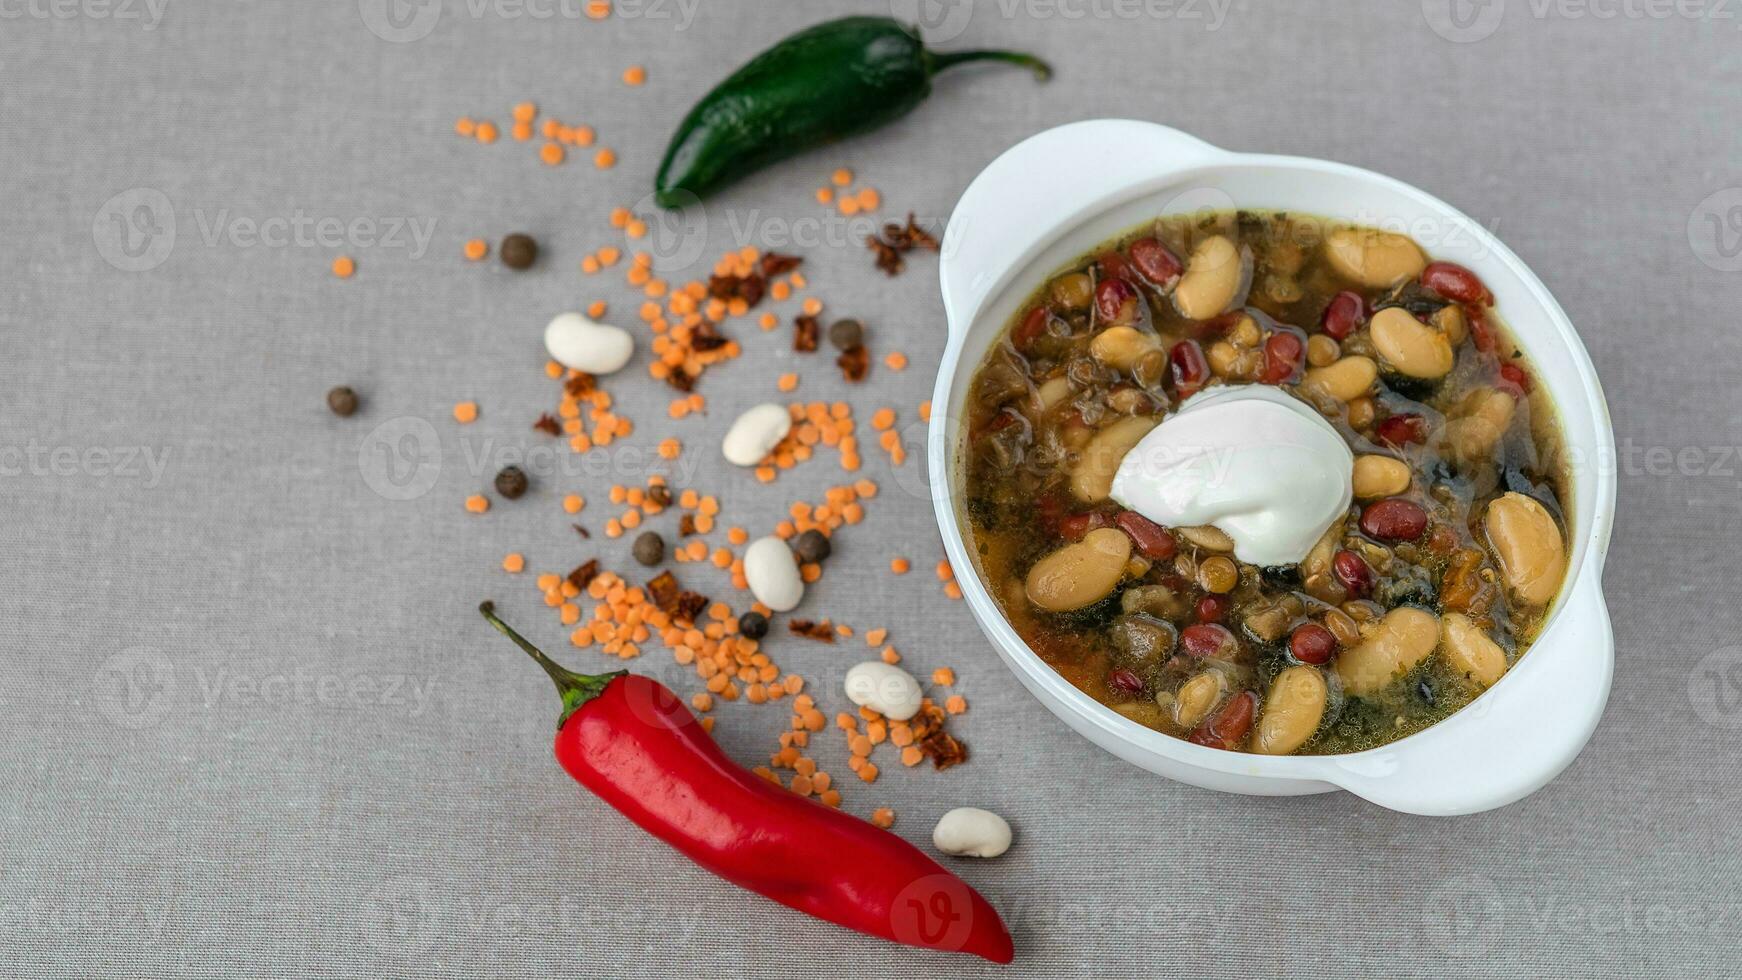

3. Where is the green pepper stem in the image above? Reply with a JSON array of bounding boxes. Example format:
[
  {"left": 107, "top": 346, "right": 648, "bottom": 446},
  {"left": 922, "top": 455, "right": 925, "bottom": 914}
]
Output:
[
  {"left": 926, "top": 48, "right": 1053, "bottom": 82},
  {"left": 480, "top": 601, "right": 624, "bottom": 728}
]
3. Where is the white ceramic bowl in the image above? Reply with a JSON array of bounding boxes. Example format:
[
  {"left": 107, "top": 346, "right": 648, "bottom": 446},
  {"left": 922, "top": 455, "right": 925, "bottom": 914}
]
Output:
[{"left": 928, "top": 120, "right": 1616, "bottom": 816}]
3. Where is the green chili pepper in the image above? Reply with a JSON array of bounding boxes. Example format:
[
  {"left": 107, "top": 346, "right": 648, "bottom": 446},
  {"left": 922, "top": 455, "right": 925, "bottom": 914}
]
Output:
[{"left": 653, "top": 16, "right": 1051, "bottom": 208}]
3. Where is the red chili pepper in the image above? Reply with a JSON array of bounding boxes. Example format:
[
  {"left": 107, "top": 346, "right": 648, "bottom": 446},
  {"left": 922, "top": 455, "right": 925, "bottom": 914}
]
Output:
[{"left": 480, "top": 603, "right": 1015, "bottom": 963}]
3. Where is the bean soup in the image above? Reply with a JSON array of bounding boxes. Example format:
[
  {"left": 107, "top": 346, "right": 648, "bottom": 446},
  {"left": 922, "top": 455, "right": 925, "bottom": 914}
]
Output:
[{"left": 960, "top": 211, "right": 1570, "bottom": 755}]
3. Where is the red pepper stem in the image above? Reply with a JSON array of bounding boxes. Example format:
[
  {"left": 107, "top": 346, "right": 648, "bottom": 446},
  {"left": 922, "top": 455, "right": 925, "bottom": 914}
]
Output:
[
  {"left": 479, "top": 601, "right": 625, "bottom": 728},
  {"left": 925, "top": 48, "right": 1053, "bottom": 82}
]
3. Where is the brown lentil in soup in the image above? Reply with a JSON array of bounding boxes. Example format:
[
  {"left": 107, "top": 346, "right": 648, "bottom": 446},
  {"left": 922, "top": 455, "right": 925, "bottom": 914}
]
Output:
[{"left": 961, "top": 210, "right": 1570, "bottom": 755}]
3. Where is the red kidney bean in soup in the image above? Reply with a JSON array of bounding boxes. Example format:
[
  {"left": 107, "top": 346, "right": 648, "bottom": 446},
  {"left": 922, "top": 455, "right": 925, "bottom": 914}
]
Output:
[{"left": 961, "top": 210, "right": 1572, "bottom": 754}]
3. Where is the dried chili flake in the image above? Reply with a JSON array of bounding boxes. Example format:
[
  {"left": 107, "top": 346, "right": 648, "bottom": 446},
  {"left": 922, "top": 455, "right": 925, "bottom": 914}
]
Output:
[
  {"left": 794, "top": 315, "right": 820, "bottom": 353},
  {"left": 666, "top": 366, "right": 695, "bottom": 392},
  {"left": 908, "top": 702, "right": 946, "bottom": 738},
  {"left": 646, "top": 570, "right": 682, "bottom": 614},
  {"left": 532, "top": 413, "right": 561, "bottom": 436},
  {"left": 868, "top": 213, "right": 940, "bottom": 277},
  {"left": 563, "top": 373, "right": 597, "bottom": 398},
  {"left": 884, "top": 213, "right": 940, "bottom": 250},
  {"left": 921, "top": 730, "right": 968, "bottom": 770},
  {"left": 760, "top": 252, "right": 802, "bottom": 277},
  {"left": 836, "top": 343, "right": 869, "bottom": 382},
  {"left": 787, "top": 619, "right": 836, "bottom": 642},
  {"left": 566, "top": 559, "right": 600, "bottom": 591},
  {"left": 690, "top": 321, "right": 730, "bottom": 353},
  {"left": 706, "top": 274, "right": 738, "bottom": 300},
  {"left": 708, "top": 271, "right": 766, "bottom": 307},
  {"left": 675, "top": 591, "right": 709, "bottom": 623},
  {"left": 869, "top": 238, "right": 904, "bottom": 277},
  {"left": 572, "top": 523, "right": 591, "bottom": 539},
  {"left": 898, "top": 701, "right": 966, "bottom": 768},
  {"left": 678, "top": 513, "right": 697, "bottom": 537}
]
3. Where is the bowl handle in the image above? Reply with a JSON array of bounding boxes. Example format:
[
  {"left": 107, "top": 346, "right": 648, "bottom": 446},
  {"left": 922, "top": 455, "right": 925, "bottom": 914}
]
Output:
[
  {"left": 1320, "top": 573, "right": 1613, "bottom": 816},
  {"left": 938, "top": 120, "right": 1226, "bottom": 336}
]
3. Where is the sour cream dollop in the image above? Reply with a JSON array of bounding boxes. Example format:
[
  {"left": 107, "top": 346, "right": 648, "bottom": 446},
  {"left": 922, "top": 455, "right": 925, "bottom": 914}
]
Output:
[{"left": 1109, "top": 385, "right": 1353, "bottom": 566}]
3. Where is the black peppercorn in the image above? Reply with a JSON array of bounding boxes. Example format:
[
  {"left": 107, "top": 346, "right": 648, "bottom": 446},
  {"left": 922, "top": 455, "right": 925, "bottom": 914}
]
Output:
[
  {"left": 500, "top": 233, "right": 538, "bottom": 270},
  {"left": 738, "top": 611, "right": 769, "bottom": 640},
  {"left": 632, "top": 531, "right": 665, "bottom": 566},
  {"left": 827, "top": 318, "right": 864, "bottom": 352},
  {"left": 494, "top": 466, "right": 528, "bottom": 499},
  {"left": 793, "top": 528, "right": 831, "bottom": 563},
  {"left": 327, "top": 386, "right": 359, "bottom": 417}
]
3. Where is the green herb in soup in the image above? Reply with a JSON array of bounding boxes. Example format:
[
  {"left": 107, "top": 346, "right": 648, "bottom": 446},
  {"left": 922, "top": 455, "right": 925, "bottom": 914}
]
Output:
[{"left": 962, "top": 210, "right": 1570, "bottom": 755}]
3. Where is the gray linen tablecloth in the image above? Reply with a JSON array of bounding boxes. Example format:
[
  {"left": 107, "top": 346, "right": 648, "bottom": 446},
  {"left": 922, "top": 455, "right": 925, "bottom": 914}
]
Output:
[{"left": 3, "top": 1, "right": 1739, "bottom": 975}]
